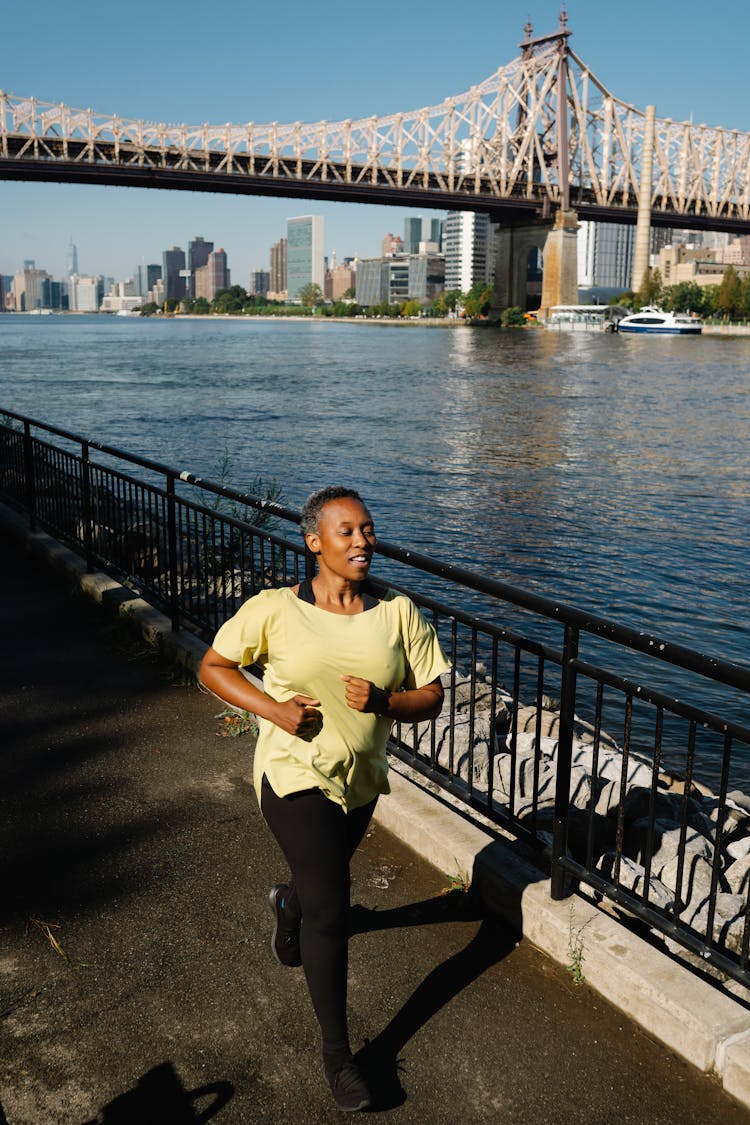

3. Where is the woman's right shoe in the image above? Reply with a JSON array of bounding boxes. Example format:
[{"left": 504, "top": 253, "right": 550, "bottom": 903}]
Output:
[
  {"left": 267, "top": 883, "right": 302, "bottom": 967},
  {"left": 327, "top": 1058, "right": 372, "bottom": 1113}
]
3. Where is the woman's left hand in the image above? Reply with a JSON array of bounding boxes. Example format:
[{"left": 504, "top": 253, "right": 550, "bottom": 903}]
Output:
[{"left": 340, "top": 675, "right": 389, "bottom": 714}]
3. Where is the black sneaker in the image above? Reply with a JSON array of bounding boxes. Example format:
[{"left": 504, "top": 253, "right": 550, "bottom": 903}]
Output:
[
  {"left": 328, "top": 1058, "right": 372, "bottom": 1113},
  {"left": 267, "top": 883, "right": 301, "bottom": 967}
]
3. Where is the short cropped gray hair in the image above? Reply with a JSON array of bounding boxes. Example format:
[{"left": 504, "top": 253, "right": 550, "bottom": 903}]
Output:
[{"left": 300, "top": 486, "right": 365, "bottom": 537}]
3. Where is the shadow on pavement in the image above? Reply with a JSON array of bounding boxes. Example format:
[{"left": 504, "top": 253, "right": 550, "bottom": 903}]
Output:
[
  {"left": 83, "top": 1063, "right": 233, "bottom": 1123},
  {"left": 352, "top": 894, "right": 518, "bottom": 1111}
]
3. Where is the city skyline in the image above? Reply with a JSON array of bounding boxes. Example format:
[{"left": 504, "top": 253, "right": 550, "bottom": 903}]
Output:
[{"left": 2, "top": 0, "right": 750, "bottom": 280}]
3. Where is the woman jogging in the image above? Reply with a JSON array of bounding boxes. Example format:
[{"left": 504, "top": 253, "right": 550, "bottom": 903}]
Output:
[{"left": 199, "top": 486, "right": 449, "bottom": 1112}]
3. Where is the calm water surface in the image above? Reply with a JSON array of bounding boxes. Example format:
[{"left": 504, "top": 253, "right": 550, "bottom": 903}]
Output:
[{"left": 1, "top": 314, "right": 748, "bottom": 770}]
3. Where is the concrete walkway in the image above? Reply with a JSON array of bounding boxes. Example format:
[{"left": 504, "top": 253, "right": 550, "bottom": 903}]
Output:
[{"left": 1, "top": 530, "right": 748, "bottom": 1123}]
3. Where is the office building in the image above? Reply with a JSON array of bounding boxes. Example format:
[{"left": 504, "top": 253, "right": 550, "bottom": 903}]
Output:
[
  {"left": 187, "top": 236, "right": 213, "bottom": 297},
  {"left": 162, "top": 246, "right": 187, "bottom": 302},
  {"left": 403, "top": 216, "right": 443, "bottom": 254},
  {"left": 577, "top": 220, "right": 635, "bottom": 298},
  {"left": 443, "top": 212, "right": 495, "bottom": 292},
  {"left": 11, "top": 266, "right": 51, "bottom": 311},
  {"left": 325, "top": 263, "right": 356, "bottom": 301},
  {"left": 286, "top": 216, "right": 325, "bottom": 302},
  {"left": 269, "top": 238, "right": 287, "bottom": 300},
  {"left": 403, "top": 217, "right": 423, "bottom": 255},
  {"left": 67, "top": 274, "right": 103, "bottom": 312},
  {"left": 381, "top": 233, "right": 404, "bottom": 257},
  {"left": 66, "top": 240, "right": 79, "bottom": 277},
  {"left": 194, "top": 248, "right": 230, "bottom": 302},
  {"left": 135, "top": 263, "right": 161, "bottom": 299},
  {"left": 355, "top": 252, "right": 444, "bottom": 306},
  {"left": 249, "top": 269, "right": 270, "bottom": 298}
]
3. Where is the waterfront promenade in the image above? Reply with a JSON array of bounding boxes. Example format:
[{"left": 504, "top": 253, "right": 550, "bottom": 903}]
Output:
[{"left": 2, "top": 534, "right": 749, "bottom": 1122}]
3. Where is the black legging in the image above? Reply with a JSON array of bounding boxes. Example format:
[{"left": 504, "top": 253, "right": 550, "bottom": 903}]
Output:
[{"left": 260, "top": 776, "right": 377, "bottom": 1053}]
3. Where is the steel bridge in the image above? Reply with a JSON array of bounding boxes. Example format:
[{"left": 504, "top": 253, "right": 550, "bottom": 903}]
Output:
[{"left": 2, "top": 13, "right": 750, "bottom": 236}]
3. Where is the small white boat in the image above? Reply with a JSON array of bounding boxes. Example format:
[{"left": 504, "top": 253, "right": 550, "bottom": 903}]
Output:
[{"left": 617, "top": 306, "right": 702, "bottom": 335}]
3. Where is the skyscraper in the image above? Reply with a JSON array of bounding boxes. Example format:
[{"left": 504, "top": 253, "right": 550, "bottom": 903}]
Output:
[
  {"left": 286, "top": 216, "right": 325, "bottom": 302},
  {"left": 443, "top": 212, "right": 495, "bottom": 292},
  {"left": 577, "top": 221, "right": 635, "bottom": 297},
  {"left": 135, "top": 262, "right": 162, "bottom": 299},
  {"left": 162, "top": 246, "right": 186, "bottom": 302},
  {"left": 187, "top": 236, "right": 213, "bottom": 297},
  {"left": 66, "top": 240, "right": 78, "bottom": 276},
  {"left": 403, "top": 217, "right": 423, "bottom": 255},
  {"left": 269, "top": 238, "right": 287, "bottom": 299}
]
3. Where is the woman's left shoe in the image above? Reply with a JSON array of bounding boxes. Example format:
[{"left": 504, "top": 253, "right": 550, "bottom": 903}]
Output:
[
  {"left": 327, "top": 1058, "right": 372, "bottom": 1113},
  {"left": 267, "top": 883, "right": 302, "bottom": 967}
]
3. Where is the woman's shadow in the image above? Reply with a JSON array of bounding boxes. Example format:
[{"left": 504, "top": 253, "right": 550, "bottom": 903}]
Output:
[{"left": 348, "top": 890, "right": 520, "bottom": 1111}]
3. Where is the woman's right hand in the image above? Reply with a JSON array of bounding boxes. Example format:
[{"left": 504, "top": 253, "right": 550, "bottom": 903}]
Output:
[{"left": 270, "top": 695, "right": 323, "bottom": 740}]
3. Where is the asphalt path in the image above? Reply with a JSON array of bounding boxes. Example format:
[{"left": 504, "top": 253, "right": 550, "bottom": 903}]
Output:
[{"left": 1, "top": 538, "right": 747, "bottom": 1123}]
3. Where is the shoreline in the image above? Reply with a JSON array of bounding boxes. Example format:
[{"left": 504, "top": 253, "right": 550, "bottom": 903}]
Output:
[{"left": 4, "top": 311, "right": 750, "bottom": 334}]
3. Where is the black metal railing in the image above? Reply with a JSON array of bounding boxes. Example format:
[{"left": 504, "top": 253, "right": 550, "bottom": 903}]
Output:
[{"left": 2, "top": 409, "right": 750, "bottom": 988}]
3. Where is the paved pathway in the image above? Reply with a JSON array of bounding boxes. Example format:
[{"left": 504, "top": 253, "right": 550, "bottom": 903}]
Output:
[{"left": 1, "top": 538, "right": 747, "bottom": 1123}]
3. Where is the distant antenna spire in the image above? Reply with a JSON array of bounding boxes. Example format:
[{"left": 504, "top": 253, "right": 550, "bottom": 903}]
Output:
[
  {"left": 523, "top": 17, "right": 533, "bottom": 39},
  {"left": 559, "top": 6, "right": 568, "bottom": 31}
]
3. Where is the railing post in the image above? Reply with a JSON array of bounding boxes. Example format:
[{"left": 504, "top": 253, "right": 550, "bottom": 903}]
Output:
[
  {"left": 551, "top": 622, "right": 579, "bottom": 899},
  {"left": 81, "top": 440, "right": 94, "bottom": 571},
  {"left": 166, "top": 477, "right": 179, "bottom": 631},
  {"left": 22, "top": 420, "right": 37, "bottom": 529}
]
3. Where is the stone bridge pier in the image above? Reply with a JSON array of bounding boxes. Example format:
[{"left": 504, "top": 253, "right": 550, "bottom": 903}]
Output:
[{"left": 492, "top": 208, "right": 579, "bottom": 317}]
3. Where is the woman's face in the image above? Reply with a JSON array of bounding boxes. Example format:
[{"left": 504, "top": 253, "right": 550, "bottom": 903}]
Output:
[{"left": 306, "top": 497, "right": 376, "bottom": 583}]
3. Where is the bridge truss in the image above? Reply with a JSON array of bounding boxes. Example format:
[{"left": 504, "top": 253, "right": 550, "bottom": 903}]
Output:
[{"left": 2, "top": 19, "right": 750, "bottom": 230}]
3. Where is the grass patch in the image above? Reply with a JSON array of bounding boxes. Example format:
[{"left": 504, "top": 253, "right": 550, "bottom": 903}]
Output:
[{"left": 215, "top": 708, "right": 258, "bottom": 738}]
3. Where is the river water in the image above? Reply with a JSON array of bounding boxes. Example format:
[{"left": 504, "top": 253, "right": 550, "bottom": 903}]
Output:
[{"left": 1, "top": 313, "right": 748, "bottom": 772}]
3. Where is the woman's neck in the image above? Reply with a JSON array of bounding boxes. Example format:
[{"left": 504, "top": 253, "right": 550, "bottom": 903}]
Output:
[{"left": 311, "top": 573, "right": 363, "bottom": 614}]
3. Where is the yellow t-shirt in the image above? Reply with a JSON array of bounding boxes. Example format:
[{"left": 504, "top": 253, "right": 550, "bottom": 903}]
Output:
[{"left": 211, "top": 586, "right": 451, "bottom": 811}]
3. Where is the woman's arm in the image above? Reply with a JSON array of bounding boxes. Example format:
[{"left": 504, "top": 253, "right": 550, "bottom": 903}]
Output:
[
  {"left": 340, "top": 675, "right": 444, "bottom": 723},
  {"left": 199, "top": 647, "right": 322, "bottom": 739}
]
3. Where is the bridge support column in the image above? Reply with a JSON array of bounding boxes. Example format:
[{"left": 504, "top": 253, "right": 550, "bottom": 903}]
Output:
[
  {"left": 539, "top": 209, "right": 579, "bottom": 316},
  {"left": 631, "top": 104, "right": 656, "bottom": 295},
  {"left": 491, "top": 209, "right": 579, "bottom": 317}
]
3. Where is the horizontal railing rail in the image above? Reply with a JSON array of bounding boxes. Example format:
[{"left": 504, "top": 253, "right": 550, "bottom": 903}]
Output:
[{"left": 2, "top": 408, "right": 750, "bottom": 990}]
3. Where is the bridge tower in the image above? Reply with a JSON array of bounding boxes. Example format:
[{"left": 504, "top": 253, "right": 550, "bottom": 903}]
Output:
[{"left": 492, "top": 13, "right": 579, "bottom": 315}]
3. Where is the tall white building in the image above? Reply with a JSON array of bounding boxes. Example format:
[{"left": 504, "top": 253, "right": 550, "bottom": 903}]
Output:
[
  {"left": 578, "top": 221, "right": 635, "bottom": 296},
  {"left": 287, "top": 215, "right": 325, "bottom": 302},
  {"left": 443, "top": 212, "right": 495, "bottom": 292}
]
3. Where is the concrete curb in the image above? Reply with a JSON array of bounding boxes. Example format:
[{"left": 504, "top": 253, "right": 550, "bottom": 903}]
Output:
[{"left": 5, "top": 503, "right": 750, "bottom": 1109}]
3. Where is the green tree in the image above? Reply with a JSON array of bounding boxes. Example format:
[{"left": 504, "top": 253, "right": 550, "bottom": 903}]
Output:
[
  {"left": 636, "top": 268, "right": 664, "bottom": 309},
  {"left": 139, "top": 302, "right": 159, "bottom": 317},
  {"left": 665, "top": 281, "right": 703, "bottom": 314},
  {"left": 501, "top": 306, "right": 526, "bottom": 327},
  {"left": 401, "top": 299, "right": 422, "bottom": 318},
  {"left": 298, "top": 283, "right": 323, "bottom": 308},
  {"left": 342, "top": 287, "right": 356, "bottom": 300},
  {"left": 463, "top": 282, "right": 494, "bottom": 318},
  {"left": 716, "top": 265, "right": 742, "bottom": 320},
  {"left": 194, "top": 297, "right": 211, "bottom": 315}
]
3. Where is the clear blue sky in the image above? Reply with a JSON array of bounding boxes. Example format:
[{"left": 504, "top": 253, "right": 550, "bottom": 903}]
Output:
[{"left": 2, "top": 0, "right": 749, "bottom": 283}]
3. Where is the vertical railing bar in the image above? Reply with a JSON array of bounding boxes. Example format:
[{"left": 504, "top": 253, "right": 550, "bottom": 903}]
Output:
[
  {"left": 166, "top": 477, "right": 179, "bottom": 631},
  {"left": 672, "top": 720, "right": 697, "bottom": 925},
  {"left": 551, "top": 623, "right": 580, "bottom": 900},
  {"left": 612, "top": 695, "right": 633, "bottom": 887},
  {"left": 530, "top": 655, "right": 546, "bottom": 835},
  {"left": 642, "top": 705, "right": 664, "bottom": 901},
  {"left": 81, "top": 441, "right": 93, "bottom": 570},
  {"left": 584, "top": 681, "right": 605, "bottom": 872},
  {"left": 705, "top": 730, "right": 733, "bottom": 954}
]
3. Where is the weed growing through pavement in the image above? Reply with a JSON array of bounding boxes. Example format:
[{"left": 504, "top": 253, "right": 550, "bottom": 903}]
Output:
[
  {"left": 567, "top": 902, "right": 585, "bottom": 985},
  {"left": 444, "top": 863, "right": 472, "bottom": 894},
  {"left": 215, "top": 708, "right": 258, "bottom": 738}
]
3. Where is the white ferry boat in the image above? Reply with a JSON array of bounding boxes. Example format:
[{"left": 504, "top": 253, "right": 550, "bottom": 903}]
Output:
[{"left": 616, "top": 306, "right": 702, "bottom": 335}]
